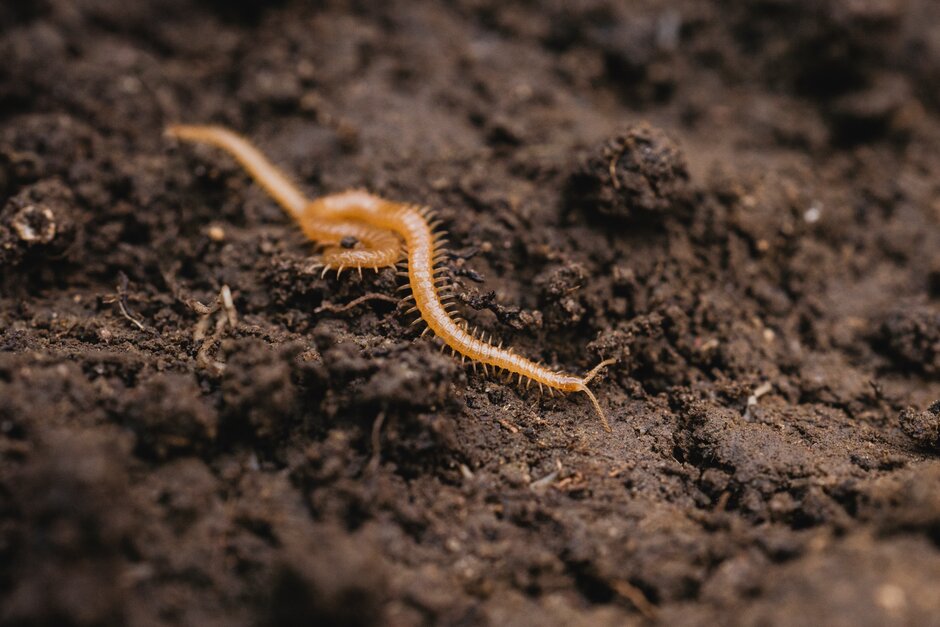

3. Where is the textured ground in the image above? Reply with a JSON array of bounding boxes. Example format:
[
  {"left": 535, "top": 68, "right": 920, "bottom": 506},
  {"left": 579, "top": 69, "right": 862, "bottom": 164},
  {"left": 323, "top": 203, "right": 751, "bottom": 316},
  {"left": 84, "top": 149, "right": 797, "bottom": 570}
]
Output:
[{"left": 2, "top": 1, "right": 940, "bottom": 625}]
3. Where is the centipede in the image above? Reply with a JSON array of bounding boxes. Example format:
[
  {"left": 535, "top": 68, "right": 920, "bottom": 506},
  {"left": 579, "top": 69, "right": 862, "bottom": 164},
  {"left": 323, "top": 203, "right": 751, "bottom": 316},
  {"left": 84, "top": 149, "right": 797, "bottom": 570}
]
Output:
[{"left": 166, "top": 125, "right": 616, "bottom": 431}]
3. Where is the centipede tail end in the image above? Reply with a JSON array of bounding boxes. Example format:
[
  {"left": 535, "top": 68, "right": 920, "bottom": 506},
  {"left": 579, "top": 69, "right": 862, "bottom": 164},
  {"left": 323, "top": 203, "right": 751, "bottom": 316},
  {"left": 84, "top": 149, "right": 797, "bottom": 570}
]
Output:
[{"left": 578, "top": 385, "right": 611, "bottom": 432}]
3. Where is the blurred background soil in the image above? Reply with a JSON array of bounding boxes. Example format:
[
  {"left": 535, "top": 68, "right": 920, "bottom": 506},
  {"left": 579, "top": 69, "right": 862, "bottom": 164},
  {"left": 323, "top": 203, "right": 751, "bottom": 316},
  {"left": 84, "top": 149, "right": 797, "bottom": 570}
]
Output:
[{"left": 1, "top": 1, "right": 939, "bottom": 625}]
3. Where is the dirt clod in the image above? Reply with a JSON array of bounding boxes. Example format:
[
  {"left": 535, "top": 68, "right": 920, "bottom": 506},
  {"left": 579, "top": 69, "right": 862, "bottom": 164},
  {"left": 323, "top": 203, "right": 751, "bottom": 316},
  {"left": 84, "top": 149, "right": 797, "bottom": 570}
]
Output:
[
  {"left": 567, "top": 123, "right": 690, "bottom": 220},
  {"left": 122, "top": 372, "right": 218, "bottom": 459},
  {"left": 899, "top": 401, "right": 940, "bottom": 449},
  {"left": 0, "top": 178, "right": 78, "bottom": 266},
  {"left": 880, "top": 304, "right": 940, "bottom": 375}
]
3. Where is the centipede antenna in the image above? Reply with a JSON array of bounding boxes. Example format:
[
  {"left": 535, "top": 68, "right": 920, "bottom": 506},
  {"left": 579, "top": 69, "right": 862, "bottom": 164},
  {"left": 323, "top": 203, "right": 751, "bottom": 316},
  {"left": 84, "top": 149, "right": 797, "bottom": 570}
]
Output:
[{"left": 583, "top": 358, "right": 618, "bottom": 385}]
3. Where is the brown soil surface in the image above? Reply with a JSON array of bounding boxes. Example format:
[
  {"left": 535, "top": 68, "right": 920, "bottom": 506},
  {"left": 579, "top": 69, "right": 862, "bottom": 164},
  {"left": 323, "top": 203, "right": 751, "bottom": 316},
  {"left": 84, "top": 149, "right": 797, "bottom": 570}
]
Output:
[{"left": 2, "top": 1, "right": 940, "bottom": 625}]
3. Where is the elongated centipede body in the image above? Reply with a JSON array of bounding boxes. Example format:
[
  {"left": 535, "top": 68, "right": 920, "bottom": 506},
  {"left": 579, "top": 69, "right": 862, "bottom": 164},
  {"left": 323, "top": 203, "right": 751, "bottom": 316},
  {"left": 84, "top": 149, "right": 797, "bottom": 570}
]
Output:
[{"left": 166, "top": 125, "right": 617, "bottom": 431}]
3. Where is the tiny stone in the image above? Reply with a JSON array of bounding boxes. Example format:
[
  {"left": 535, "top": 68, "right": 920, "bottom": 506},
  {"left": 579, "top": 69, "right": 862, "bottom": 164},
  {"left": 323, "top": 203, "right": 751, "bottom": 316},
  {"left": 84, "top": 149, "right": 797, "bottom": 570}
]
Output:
[
  {"left": 804, "top": 203, "right": 822, "bottom": 223},
  {"left": 207, "top": 225, "right": 226, "bottom": 241},
  {"left": 875, "top": 583, "right": 906, "bottom": 612}
]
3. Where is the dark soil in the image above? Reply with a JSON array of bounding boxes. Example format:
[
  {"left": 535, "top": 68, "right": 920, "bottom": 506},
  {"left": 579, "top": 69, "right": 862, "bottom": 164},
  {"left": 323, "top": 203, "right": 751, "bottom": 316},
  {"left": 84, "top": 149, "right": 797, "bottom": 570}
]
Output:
[{"left": 2, "top": 1, "right": 940, "bottom": 625}]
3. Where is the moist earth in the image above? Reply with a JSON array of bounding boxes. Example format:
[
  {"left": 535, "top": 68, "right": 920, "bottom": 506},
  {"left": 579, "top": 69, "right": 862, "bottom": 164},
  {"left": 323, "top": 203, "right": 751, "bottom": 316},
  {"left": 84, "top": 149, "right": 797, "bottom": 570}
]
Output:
[{"left": 2, "top": 1, "right": 940, "bottom": 625}]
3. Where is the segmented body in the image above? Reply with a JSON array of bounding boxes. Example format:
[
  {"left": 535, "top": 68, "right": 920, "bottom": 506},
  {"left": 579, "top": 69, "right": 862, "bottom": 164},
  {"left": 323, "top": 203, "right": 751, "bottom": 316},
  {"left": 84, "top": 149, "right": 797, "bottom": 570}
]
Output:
[{"left": 167, "top": 125, "right": 615, "bottom": 430}]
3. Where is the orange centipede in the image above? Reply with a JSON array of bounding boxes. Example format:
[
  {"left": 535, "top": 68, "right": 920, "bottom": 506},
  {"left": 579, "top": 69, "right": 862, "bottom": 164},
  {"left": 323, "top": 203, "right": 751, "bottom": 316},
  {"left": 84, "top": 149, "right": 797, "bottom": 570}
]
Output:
[{"left": 166, "top": 125, "right": 616, "bottom": 430}]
